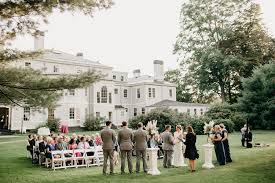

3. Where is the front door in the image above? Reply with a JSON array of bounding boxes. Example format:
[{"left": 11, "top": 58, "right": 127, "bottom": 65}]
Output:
[{"left": 0, "top": 108, "right": 9, "bottom": 130}]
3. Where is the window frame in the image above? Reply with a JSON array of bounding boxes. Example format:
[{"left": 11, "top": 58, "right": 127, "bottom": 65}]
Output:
[
  {"left": 123, "top": 89, "right": 128, "bottom": 98},
  {"left": 101, "top": 86, "right": 108, "bottom": 103},
  {"left": 23, "top": 107, "right": 30, "bottom": 121},
  {"left": 69, "top": 108, "right": 75, "bottom": 119}
]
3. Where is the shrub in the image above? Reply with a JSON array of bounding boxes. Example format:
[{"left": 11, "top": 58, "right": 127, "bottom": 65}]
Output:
[
  {"left": 179, "top": 116, "right": 211, "bottom": 135},
  {"left": 212, "top": 119, "right": 234, "bottom": 133},
  {"left": 84, "top": 114, "right": 105, "bottom": 131},
  {"left": 230, "top": 112, "right": 246, "bottom": 131},
  {"left": 46, "top": 118, "right": 60, "bottom": 132}
]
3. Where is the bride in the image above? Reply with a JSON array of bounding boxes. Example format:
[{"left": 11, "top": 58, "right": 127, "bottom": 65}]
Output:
[{"left": 172, "top": 125, "right": 185, "bottom": 167}]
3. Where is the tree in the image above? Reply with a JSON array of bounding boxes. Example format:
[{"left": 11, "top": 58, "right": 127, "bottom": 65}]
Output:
[
  {"left": 174, "top": 0, "right": 275, "bottom": 103},
  {"left": 237, "top": 63, "right": 275, "bottom": 129},
  {"left": 0, "top": 0, "right": 113, "bottom": 107},
  {"left": 164, "top": 69, "right": 193, "bottom": 102}
]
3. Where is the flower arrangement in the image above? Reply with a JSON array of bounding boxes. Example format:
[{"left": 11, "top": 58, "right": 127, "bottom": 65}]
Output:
[
  {"left": 145, "top": 120, "right": 158, "bottom": 136},
  {"left": 203, "top": 121, "right": 215, "bottom": 143}
]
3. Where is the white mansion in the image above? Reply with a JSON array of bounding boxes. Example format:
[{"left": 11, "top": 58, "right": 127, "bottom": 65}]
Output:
[{"left": 0, "top": 34, "right": 209, "bottom": 131}]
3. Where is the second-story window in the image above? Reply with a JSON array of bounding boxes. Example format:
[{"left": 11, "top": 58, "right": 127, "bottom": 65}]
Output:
[
  {"left": 137, "top": 88, "right": 140, "bottom": 98},
  {"left": 101, "top": 86, "right": 107, "bottom": 103},
  {"left": 152, "top": 88, "right": 156, "bottom": 98},
  {"left": 69, "top": 108, "right": 75, "bottom": 119},
  {"left": 113, "top": 75, "right": 116, "bottom": 80},
  {"left": 114, "top": 88, "right": 118, "bottom": 94},
  {"left": 121, "top": 76, "right": 124, "bottom": 81},
  {"left": 124, "top": 89, "right": 128, "bottom": 98},
  {"left": 194, "top": 108, "right": 197, "bottom": 116},
  {"left": 169, "top": 89, "right": 173, "bottom": 97},
  {"left": 69, "top": 89, "right": 75, "bottom": 96},
  {"left": 23, "top": 107, "right": 30, "bottom": 121},
  {"left": 109, "top": 93, "right": 112, "bottom": 104},
  {"left": 97, "top": 92, "right": 100, "bottom": 103},
  {"left": 53, "top": 65, "right": 59, "bottom": 73},
  {"left": 148, "top": 88, "right": 152, "bottom": 98}
]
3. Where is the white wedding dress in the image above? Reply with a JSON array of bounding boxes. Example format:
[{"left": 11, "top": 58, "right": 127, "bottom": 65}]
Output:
[{"left": 172, "top": 131, "right": 187, "bottom": 167}]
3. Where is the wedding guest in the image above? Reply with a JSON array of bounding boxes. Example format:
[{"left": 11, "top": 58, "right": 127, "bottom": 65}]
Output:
[
  {"left": 56, "top": 136, "right": 68, "bottom": 150},
  {"left": 173, "top": 125, "right": 185, "bottom": 167},
  {"left": 45, "top": 137, "right": 55, "bottom": 159},
  {"left": 220, "top": 124, "right": 232, "bottom": 162},
  {"left": 241, "top": 124, "right": 247, "bottom": 147},
  {"left": 212, "top": 125, "right": 226, "bottom": 165},
  {"left": 161, "top": 125, "right": 175, "bottom": 168},
  {"left": 86, "top": 135, "right": 95, "bottom": 147},
  {"left": 244, "top": 128, "right": 253, "bottom": 148},
  {"left": 101, "top": 121, "right": 117, "bottom": 175},
  {"left": 184, "top": 126, "right": 199, "bottom": 172},
  {"left": 77, "top": 136, "right": 90, "bottom": 149},
  {"left": 118, "top": 121, "right": 134, "bottom": 174},
  {"left": 39, "top": 136, "right": 47, "bottom": 153},
  {"left": 133, "top": 122, "right": 148, "bottom": 173},
  {"left": 95, "top": 133, "right": 103, "bottom": 146}
]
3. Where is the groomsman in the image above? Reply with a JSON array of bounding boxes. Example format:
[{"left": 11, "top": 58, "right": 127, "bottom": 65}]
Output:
[
  {"left": 161, "top": 125, "right": 175, "bottom": 168},
  {"left": 100, "top": 121, "right": 117, "bottom": 175},
  {"left": 133, "top": 122, "right": 148, "bottom": 173},
  {"left": 118, "top": 121, "right": 134, "bottom": 174}
]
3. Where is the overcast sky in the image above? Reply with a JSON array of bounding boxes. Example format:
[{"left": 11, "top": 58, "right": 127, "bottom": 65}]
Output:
[{"left": 11, "top": 0, "right": 275, "bottom": 76}]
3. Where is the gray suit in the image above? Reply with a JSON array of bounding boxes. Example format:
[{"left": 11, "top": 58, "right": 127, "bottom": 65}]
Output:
[
  {"left": 161, "top": 131, "right": 174, "bottom": 168},
  {"left": 100, "top": 127, "right": 116, "bottom": 174},
  {"left": 133, "top": 128, "right": 148, "bottom": 173},
  {"left": 118, "top": 127, "right": 134, "bottom": 173}
]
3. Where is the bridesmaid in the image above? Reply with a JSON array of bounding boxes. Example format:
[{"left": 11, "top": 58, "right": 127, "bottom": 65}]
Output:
[
  {"left": 184, "top": 126, "right": 199, "bottom": 172},
  {"left": 220, "top": 124, "right": 232, "bottom": 163},
  {"left": 212, "top": 125, "right": 226, "bottom": 165}
]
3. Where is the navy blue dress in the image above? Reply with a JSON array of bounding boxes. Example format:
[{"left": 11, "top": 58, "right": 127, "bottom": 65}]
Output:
[
  {"left": 213, "top": 132, "right": 226, "bottom": 165},
  {"left": 184, "top": 133, "right": 199, "bottom": 160},
  {"left": 221, "top": 129, "right": 232, "bottom": 162}
]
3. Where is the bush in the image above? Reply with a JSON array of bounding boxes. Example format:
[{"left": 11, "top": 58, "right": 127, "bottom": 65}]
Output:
[
  {"left": 46, "top": 118, "right": 60, "bottom": 132},
  {"left": 212, "top": 119, "right": 234, "bottom": 133},
  {"left": 84, "top": 114, "right": 105, "bottom": 131},
  {"left": 178, "top": 116, "right": 211, "bottom": 135},
  {"left": 230, "top": 112, "right": 246, "bottom": 131}
]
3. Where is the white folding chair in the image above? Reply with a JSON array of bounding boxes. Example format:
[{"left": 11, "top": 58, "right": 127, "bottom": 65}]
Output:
[
  {"left": 73, "top": 149, "right": 86, "bottom": 168},
  {"left": 62, "top": 150, "right": 75, "bottom": 168},
  {"left": 94, "top": 146, "right": 104, "bottom": 166},
  {"left": 51, "top": 150, "right": 64, "bottom": 170},
  {"left": 85, "top": 148, "right": 96, "bottom": 167}
]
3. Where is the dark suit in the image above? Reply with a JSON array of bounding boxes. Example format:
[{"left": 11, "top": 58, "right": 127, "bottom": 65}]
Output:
[
  {"left": 161, "top": 131, "right": 174, "bottom": 168},
  {"left": 118, "top": 127, "right": 134, "bottom": 173},
  {"left": 100, "top": 127, "right": 117, "bottom": 174},
  {"left": 133, "top": 128, "right": 148, "bottom": 173}
]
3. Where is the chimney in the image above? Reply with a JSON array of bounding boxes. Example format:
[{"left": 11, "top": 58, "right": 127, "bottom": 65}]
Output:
[
  {"left": 133, "top": 69, "right": 141, "bottom": 78},
  {"left": 76, "top": 52, "right": 83, "bottom": 58},
  {"left": 34, "top": 31, "right": 45, "bottom": 50},
  {"left": 153, "top": 60, "right": 164, "bottom": 81}
]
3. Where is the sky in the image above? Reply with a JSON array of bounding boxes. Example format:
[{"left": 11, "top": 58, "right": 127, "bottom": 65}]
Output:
[{"left": 11, "top": 0, "right": 275, "bottom": 76}]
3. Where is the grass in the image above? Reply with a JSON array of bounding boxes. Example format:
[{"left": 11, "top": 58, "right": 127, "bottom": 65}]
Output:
[{"left": 0, "top": 131, "right": 275, "bottom": 183}]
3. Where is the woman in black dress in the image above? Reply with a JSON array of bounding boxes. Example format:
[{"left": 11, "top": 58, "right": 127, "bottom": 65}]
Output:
[
  {"left": 220, "top": 124, "right": 232, "bottom": 162},
  {"left": 184, "top": 126, "right": 199, "bottom": 172},
  {"left": 212, "top": 125, "right": 226, "bottom": 165}
]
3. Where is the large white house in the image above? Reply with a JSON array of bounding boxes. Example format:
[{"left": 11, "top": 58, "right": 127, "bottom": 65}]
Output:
[{"left": 0, "top": 34, "right": 209, "bottom": 131}]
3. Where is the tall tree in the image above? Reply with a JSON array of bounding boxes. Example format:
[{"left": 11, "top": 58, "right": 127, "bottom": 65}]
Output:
[
  {"left": 237, "top": 63, "right": 275, "bottom": 129},
  {"left": 175, "top": 0, "right": 275, "bottom": 103},
  {"left": 0, "top": 0, "right": 113, "bottom": 107}
]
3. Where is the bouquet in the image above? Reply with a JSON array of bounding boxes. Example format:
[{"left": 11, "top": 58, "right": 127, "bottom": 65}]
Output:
[
  {"left": 203, "top": 121, "right": 215, "bottom": 143},
  {"left": 145, "top": 120, "right": 158, "bottom": 136}
]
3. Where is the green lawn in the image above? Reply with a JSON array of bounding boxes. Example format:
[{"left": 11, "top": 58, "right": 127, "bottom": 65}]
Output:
[{"left": 0, "top": 131, "right": 275, "bottom": 183}]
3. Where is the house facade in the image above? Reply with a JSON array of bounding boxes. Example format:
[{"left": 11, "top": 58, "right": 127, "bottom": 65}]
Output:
[{"left": 0, "top": 34, "right": 208, "bottom": 131}]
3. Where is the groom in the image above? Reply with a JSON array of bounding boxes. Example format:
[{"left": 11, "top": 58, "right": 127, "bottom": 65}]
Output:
[{"left": 161, "top": 125, "right": 175, "bottom": 168}]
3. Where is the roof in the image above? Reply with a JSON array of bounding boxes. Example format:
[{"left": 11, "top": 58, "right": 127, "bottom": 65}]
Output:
[
  {"left": 147, "top": 100, "right": 209, "bottom": 108},
  {"left": 39, "top": 50, "right": 112, "bottom": 69}
]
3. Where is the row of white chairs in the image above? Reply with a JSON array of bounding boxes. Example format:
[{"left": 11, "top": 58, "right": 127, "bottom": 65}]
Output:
[{"left": 27, "top": 146, "right": 104, "bottom": 170}]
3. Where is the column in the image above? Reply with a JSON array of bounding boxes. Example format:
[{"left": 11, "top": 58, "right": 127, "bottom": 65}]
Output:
[
  {"left": 147, "top": 148, "right": 161, "bottom": 175},
  {"left": 202, "top": 143, "right": 215, "bottom": 169}
]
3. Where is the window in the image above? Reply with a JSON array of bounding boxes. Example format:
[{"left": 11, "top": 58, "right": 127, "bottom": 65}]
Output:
[
  {"left": 25, "top": 62, "right": 31, "bottom": 68},
  {"left": 85, "top": 108, "right": 88, "bottom": 119},
  {"left": 113, "top": 75, "right": 116, "bottom": 80},
  {"left": 97, "top": 92, "right": 100, "bottom": 103},
  {"left": 125, "top": 108, "right": 128, "bottom": 112},
  {"left": 23, "top": 107, "right": 30, "bottom": 121},
  {"left": 101, "top": 86, "right": 107, "bottom": 103},
  {"left": 85, "top": 87, "right": 88, "bottom": 96},
  {"left": 108, "top": 93, "right": 112, "bottom": 104},
  {"left": 200, "top": 108, "right": 204, "bottom": 115},
  {"left": 124, "top": 89, "right": 128, "bottom": 98},
  {"left": 121, "top": 111, "right": 124, "bottom": 116},
  {"left": 121, "top": 76, "right": 124, "bottom": 81},
  {"left": 137, "top": 88, "right": 140, "bottom": 98},
  {"left": 53, "top": 65, "right": 59, "bottom": 73},
  {"left": 152, "top": 88, "right": 156, "bottom": 98},
  {"left": 96, "top": 112, "right": 100, "bottom": 118},
  {"left": 69, "top": 108, "right": 75, "bottom": 119},
  {"left": 148, "top": 88, "right": 152, "bottom": 98},
  {"left": 134, "top": 108, "right": 137, "bottom": 116},
  {"left": 169, "top": 89, "right": 173, "bottom": 97},
  {"left": 194, "top": 108, "right": 197, "bottom": 116},
  {"left": 114, "top": 88, "right": 118, "bottom": 94},
  {"left": 187, "top": 108, "right": 190, "bottom": 116},
  {"left": 48, "top": 108, "right": 55, "bottom": 120},
  {"left": 142, "top": 108, "right": 145, "bottom": 115},
  {"left": 108, "top": 112, "right": 112, "bottom": 120},
  {"left": 69, "top": 89, "right": 75, "bottom": 96}
]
